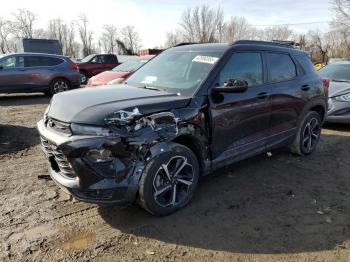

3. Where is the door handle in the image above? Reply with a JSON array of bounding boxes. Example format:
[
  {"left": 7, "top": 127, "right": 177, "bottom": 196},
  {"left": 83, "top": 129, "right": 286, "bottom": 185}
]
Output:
[
  {"left": 257, "top": 92, "right": 268, "bottom": 99},
  {"left": 18, "top": 69, "right": 26, "bottom": 71},
  {"left": 301, "top": 85, "right": 310, "bottom": 91}
]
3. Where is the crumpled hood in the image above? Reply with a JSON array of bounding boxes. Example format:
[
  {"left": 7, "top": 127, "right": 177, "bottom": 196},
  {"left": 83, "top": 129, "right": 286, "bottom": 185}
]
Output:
[
  {"left": 329, "top": 81, "right": 350, "bottom": 98},
  {"left": 88, "top": 71, "right": 130, "bottom": 86},
  {"left": 48, "top": 85, "right": 191, "bottom": 125}
]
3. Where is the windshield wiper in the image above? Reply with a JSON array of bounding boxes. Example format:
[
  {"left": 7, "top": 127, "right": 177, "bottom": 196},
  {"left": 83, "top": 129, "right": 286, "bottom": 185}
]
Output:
[{"left": 140, "top": 85, "right": 162, "bottom": 91}]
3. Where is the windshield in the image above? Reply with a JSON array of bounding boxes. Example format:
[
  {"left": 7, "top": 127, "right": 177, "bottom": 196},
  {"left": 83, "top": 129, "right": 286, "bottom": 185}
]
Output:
[
  {"left": 81, "top": 54, "right": 95, "bottom": 63},
  {"left": 113, "top": 59, "right": 147, "bottom": 72},
  {"left": 318, "top": 63, "right": 350, "bottom": 82},
  {"left": 126, "top": 50, "right": 224, "bottom": 96}
]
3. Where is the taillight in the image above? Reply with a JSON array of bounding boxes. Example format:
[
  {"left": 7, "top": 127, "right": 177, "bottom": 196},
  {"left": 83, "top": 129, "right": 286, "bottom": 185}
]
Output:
[
  {"left": 322, "top": 78, "right": 330, "bottom": 97},
  {"left": 69, "top": 64, "right": 78, "bottom": 71}
]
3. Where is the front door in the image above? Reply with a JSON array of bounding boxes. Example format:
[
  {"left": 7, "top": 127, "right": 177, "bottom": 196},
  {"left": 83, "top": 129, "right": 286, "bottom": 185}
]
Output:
[
  {"left": 209, "top": 51, "right": 271, "bottom": 164},
  {"left": 0, "top": 55, "right": 27, "bottom": 92}
]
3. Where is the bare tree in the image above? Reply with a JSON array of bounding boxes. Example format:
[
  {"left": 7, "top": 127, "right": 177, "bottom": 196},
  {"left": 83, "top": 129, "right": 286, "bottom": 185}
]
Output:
[
  {"left": 333, "top": 0, "right": 350, "bottom": 28},
  {"left": 307, "top": 30, "right": 331, "bottom": 63},
  {"left": 180, "top": 5, "right": 224, "bottom": 43},
  {"left": 100, "top": 24, "right": 118, "bottom": 53},
  {"left": 165, "top": 30, "right": 183, "bottom": 47},
  {"left": 75, "top": 14, "right": 94, "bottom": 57},
  {"left": 120, "top": 25, "right": 141, "bottom": 55},
  {"left": 0, "top": 19, "right": 13, "bottom": 53},
  {"left": 13, "top": 9, "right": 36, "bottom": 38},
  {"left": 222, "top": 17, "right": 252, "bottom": 42},
  {"left": 47, "top": 19, "right": 69, "bottom": 53},
  {"left": 260, "top": 26, "right": 293, "bottom": 41}
]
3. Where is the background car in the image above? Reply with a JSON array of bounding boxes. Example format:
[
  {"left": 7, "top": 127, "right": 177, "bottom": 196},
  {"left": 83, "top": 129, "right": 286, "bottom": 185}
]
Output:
[
  {"left": 318, "top": 61, "right": 350, "bottom": 123},
  {"left": 77, "top": 54, "right": 119, "bottom": 84},
  {"left": 0, "top": 53, "right": 80, "bottom": 95},
  {"left": 86, "top": 55, "right": 154, "bottom": 87}
]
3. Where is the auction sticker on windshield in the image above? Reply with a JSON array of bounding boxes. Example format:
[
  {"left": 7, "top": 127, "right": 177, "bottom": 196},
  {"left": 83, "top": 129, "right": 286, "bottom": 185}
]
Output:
[{"left": 192, "top": 55, "right": 219, "bottom": 64}]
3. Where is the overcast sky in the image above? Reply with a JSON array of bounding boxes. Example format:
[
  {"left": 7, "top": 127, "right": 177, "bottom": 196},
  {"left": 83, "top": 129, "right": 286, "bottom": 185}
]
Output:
[{"left": 0, "top": 0, "right": 333, "bottom": 48}]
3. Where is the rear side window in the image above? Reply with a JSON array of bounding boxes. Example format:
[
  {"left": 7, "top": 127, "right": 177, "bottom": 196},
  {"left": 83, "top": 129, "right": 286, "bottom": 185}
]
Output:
[
  {"left": 104, "top": 55, "right": 118, "bottom": 63},
  {"left": 267, "top": 53, "right": 296, "bottom": 82},
  {"left": 219, "top": 52, "right": 263, "bottom": 87},
  {"left": 24, "top": 56, "right": 42, "bottom": 67}
]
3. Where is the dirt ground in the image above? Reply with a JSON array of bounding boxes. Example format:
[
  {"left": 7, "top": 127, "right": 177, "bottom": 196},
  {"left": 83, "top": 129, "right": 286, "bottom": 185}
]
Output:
[{"left": 0, "top": 93, "right": 350, "bottom": 262}]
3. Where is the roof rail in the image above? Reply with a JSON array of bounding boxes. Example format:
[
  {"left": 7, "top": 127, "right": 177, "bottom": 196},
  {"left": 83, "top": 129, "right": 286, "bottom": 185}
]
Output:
[
  {"left": 173, "top": 42, "right": 198, "bottom": 47},
  {"left": 232, "top": 40, "right": 295, "bottom": 48}
]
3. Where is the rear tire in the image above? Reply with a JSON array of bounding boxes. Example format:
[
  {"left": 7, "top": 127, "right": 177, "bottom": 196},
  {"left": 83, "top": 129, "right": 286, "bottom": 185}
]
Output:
[
  {"left": 290, "top": 111, "right": 322, "bottom": 156},
  {"left": 50, "top": 78, "right": 71, "bottom": 95},
  {"left": 138, "top": 144, "right": 199, "bottom": 216}
]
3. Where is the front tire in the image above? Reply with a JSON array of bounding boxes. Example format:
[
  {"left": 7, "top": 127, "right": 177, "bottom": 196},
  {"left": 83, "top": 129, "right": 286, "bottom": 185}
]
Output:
[
  {"left": 290, "top": 111, "right": 322, "bottom": 156},
  {"left": 80, "top": 71, "right": 88, "bottom": 84},
  {"left": 50, "top": 78, "right": 70, "bottom": 95},
  {"left": 138, "top": 144, "right": 199, "bottom": 216}
]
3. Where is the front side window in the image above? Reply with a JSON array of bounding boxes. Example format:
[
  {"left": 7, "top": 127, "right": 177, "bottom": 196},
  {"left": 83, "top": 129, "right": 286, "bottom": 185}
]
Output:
[
  {"left": 127, "top": 50, "right": 224, "bottom": 96},
  {"left": 81, "top": 54, "right": 95, "bottom": 63},
  {"left": 0, "top": 57, "right": 16, "bottom": 69},
  {"left": 0, "top": 56, "right": 24, "bottom": 69},
  {"left": 267, "top": 53, "right": 297, "bottom": 82},
  {"left": 219, "top": 52, "right": 263, "bottom": 87}
]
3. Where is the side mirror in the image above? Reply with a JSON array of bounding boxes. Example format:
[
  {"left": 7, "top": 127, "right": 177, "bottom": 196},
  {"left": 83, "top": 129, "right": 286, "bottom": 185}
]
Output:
[
  {"left": 0, "top": 65, "right": 3, "bottom": 70},
  {"left": 212, "top": 78, "right": 248, "bottom": 93}
]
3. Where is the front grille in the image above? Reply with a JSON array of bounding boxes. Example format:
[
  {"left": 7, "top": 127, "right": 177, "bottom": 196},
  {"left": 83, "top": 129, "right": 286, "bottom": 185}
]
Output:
[
  {"left": 45, "top": 118, "right": 72, "bottom": 135},
  {"left": 40, "top": 136, "right": 76, "bottom": 179}
]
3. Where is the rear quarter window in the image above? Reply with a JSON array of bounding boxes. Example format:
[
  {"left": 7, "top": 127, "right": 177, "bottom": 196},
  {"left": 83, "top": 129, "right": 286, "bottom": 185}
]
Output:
[
  {"left": 294, "top": 53, "right": 317, "bottom": 74},
  {"left": 41, "top": 57, "right": 64, "bottom": 66}
]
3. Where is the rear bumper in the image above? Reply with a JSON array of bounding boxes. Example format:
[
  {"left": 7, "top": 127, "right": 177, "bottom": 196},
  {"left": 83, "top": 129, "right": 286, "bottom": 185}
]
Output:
[{"left": 37, "top": 119, "right": 140, "bottom": 204}]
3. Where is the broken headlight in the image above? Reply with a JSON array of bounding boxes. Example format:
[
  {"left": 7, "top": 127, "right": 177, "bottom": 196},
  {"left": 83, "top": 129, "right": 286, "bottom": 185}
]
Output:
[
  {"left": 71, "top": 123, "right": 112, "bottom": 136},
  {"left": 86, "top": 149, "right": 113, "bottom": 163}
]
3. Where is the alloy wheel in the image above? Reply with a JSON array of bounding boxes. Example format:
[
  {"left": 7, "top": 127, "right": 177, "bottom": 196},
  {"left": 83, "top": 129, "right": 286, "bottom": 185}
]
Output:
[
  {"left": 53, "top": 80, "right": 68, "bottom": 94},
  {"left": 302, "top": 117, "right": 320, "bottom": 153},
  {"left": 152, "top": 156, "right": 194, "bottom": 208}
]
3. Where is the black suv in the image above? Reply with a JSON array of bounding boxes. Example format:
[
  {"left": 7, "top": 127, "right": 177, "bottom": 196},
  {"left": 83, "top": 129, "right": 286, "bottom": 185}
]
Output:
[{"left": 37, "top": 41, "right": 327, "bottom": 216}]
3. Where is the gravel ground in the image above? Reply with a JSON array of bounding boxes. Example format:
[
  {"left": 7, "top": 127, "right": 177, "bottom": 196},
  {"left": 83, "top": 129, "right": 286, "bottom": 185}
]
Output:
[{"left": 0, "top": 93, "right": 350, "bottom": 262}]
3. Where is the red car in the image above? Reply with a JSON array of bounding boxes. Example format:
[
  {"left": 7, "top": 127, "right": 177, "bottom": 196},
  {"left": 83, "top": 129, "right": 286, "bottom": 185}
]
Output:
[
  {"left": 86, "top": 55, "right": 154, "bottom": 87},
  {"left": 77, "top": 54, "right": 119, "bottom": 84}
]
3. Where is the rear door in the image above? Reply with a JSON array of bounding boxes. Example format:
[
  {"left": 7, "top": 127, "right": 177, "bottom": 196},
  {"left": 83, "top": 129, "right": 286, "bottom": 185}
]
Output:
[
  {"left": 209, "top": 51, "right": 271, "bottom": 163},
  {"left": 265, "top": 52, "right": 304, "bottom": 147},
  {"left": 0, "top": 55, "right": 29, "bottom": 92}
]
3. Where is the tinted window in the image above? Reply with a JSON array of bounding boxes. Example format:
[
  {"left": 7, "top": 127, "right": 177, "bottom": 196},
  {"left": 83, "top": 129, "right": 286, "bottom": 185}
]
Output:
[
  {"left": 295, "top": 54, "right": 315, "bottom": 74},
  {"left": 24, "top": 56, "right": 42, "bottom": 67},
  {"left": 41, "top": 57, "right": 64, "bottom": 66},
  {"left": 267, "top": 53, "right": 296, "bottom": 82},
  {"left": 104, "top": 55, "right": 117, "bottom": 63},
  {"left": 219, "top": 52, "right": 263, "bottom": 86}
]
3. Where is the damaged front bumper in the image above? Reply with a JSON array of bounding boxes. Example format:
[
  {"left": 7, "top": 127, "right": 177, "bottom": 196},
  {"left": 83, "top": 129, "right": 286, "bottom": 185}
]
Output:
[{"left": 37, "top": 119, "right": 142, "bottom": 204}]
